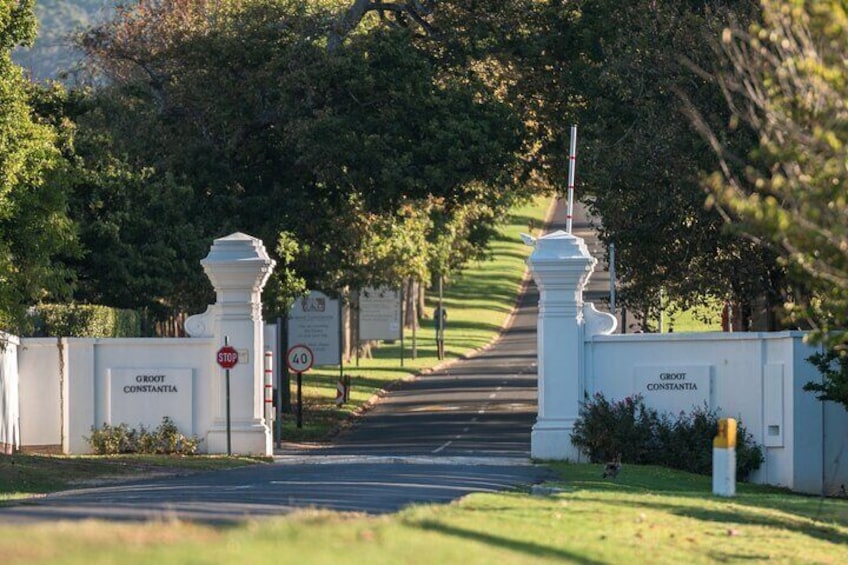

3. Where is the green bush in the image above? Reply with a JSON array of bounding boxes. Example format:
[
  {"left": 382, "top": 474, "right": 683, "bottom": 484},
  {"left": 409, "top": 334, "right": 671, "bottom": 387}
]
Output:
[
  {"left": 571, "top": 393, "right": 764, "bottom": 480},
  {"left": 31, "top": 304, "right": 142, "bottom": 337},
  {"left": 86, "top": 417, "right": 201, "bottom": 455}
]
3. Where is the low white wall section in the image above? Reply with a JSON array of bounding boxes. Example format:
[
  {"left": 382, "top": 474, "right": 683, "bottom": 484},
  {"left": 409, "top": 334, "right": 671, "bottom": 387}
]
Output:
[
  {"left": 18, "top": 339, "right": 64, "bottom": 451},
  {"left": 19, "top": 337, "right": 217, "bottom": 454},
  {"left": 0, "top": 335, "right": 20, "bottom": 453},
  {"left": 585, "top": 331, "right": 847, "bottom": 494},
  {"left": 16, "top": 232, "right": 275, "bottom": 456}
]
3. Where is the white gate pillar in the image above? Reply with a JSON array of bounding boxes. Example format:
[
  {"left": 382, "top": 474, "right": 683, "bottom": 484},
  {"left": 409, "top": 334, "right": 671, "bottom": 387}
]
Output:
[
  {"left": 201, "top": 233, "right": 275, "bottom": 455},
  {"left": 527, "top": 230, "right": 595, "bottom": 460}
]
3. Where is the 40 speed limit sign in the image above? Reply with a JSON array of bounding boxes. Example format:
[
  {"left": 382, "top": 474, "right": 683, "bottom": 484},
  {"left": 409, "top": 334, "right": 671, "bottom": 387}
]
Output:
[{"left": 286, "top": 344, "right": 314, "bottom": 373}]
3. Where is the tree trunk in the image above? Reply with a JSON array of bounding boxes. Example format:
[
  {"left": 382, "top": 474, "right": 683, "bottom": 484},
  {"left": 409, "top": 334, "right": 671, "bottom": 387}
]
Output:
[
  {"left": 327, "top": 0, "right": 372, "bottom": 53},
  {"left": 404, "top": 278, "right": 419, "bottom": 328},
  {"left": 418, "top": 281, "right": 427, "bottom": 320}
]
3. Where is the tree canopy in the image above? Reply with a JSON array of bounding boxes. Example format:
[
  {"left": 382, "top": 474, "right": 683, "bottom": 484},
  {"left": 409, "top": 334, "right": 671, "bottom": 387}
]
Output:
[
  {"left": 0, "top": 1, "right": 74, "bottom": 332},
  {"left": 703, "top": 0, "right": 848, "bottom": 344},
  {"left": 69, "top": 0, "right": 525, "bottom": 316},
  {"left": 6, "top": 0, "right": 841, "bottom": 341}
]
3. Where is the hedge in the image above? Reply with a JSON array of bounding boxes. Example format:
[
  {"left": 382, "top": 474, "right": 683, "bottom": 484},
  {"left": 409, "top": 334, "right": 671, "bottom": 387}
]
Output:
[{"left": 31, "top": 304, "right": 143, "bottom": 337}]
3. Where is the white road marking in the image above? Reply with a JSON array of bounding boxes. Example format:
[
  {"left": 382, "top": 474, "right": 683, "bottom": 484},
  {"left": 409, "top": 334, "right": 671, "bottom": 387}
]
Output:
[
  {"left": 270, "top": 455, "right": 533, "bottom": 467},
  {"left": 432, "top": 441, "right": 452, "bottom": 453},
  {"left": 488, "top": 393, "right": 497, "bottom": 399}
]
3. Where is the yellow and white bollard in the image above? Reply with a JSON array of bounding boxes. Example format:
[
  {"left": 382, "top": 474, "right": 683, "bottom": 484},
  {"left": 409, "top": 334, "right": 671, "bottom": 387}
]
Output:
[{"left": 712, "top": 418, "right": 737, "bottom": 497}]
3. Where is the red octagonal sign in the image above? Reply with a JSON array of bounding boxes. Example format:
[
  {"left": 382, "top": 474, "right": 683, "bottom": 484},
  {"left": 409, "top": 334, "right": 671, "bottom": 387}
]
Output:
[{"left": 216, "top": 345, "right": 239, "bottom": 369}]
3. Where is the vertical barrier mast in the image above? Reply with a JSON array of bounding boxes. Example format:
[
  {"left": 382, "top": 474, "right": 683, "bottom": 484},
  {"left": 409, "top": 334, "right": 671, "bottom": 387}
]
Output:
[{"left": 566, "top": 125, "right": 578, "bottom": 234}]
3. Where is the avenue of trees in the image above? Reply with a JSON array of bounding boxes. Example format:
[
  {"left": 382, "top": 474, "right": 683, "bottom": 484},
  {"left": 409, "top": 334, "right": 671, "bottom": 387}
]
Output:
[{"left": 1, "top": 0, "right": 846, "bottom": 357}]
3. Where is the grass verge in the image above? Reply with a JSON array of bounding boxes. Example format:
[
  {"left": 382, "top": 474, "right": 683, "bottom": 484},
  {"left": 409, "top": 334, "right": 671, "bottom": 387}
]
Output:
[
  {"left": 281, "top": 196, "right": 553, "bottom": 441},
  {"left": 0, "top": 454, "right": 266, "bottom": 502},
  {"left": 2, "top": 464, "right": 846, "bottom": 564}
]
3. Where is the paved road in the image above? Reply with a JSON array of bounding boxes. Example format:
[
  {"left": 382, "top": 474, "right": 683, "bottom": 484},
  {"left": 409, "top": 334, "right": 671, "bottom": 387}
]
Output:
[{"left": 0, "top": 207, "right": 562, "bottom": 525}]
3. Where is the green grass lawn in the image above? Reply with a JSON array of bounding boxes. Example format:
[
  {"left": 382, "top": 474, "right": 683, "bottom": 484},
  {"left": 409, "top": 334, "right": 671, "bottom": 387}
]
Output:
[
  {"left": 662, "top": 298, "right": 723, "bottom": 333},
  {"left": 282, "top": 196, "right": 553, "bottom": 441},
  {"left": 2, "top": 464, "right": 846, "bottom": 564},
  {"left": 0, "top": 454, "right": 264, "bottom": 502}
]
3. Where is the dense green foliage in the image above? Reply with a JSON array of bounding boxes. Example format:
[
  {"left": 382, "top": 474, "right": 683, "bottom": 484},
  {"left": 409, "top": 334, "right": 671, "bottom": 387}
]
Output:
[
  {"left": 31, "top": 303, "right": 142, "bottom": 337},
  {"left": 571, "top": 393, "right": 764, "bottom": 480},
  {"left": 804, "top": 347, "right": 848, "bottom": 412},
  {"left": 30, "top": 83, "right": 211, "bottom": 318},
  {"left": 67, "top": 0, "right": 525, "bottom": 317},
  {"left": 705, "top": 0, "right": 848, "bottom": 346},
  {"left": 2, "top": 0, "right": 842, "bottom": 341},
  {"left": 389, "top": 0, "right": 789, "bottom": 329},
  {"left": 568, "top": 1, "right": 787, "bottom": 327},
  {"left": 0, "top": 1, "right": 75, "bottom": 333},
  {"left": 86, "top": 417, "right": 201, "bottom": 455}
]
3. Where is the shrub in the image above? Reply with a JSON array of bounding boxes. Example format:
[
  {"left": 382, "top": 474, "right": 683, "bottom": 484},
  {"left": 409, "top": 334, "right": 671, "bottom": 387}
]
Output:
[
  {"left": 86, "top": 417, "right": 201, "bottom": 455},
  {"left": 569, "top": 393, "right": 660, "bottom": 464},
  {"left": 571, "top": 393, "right": 764, "bottom": 480},
  {"left": 87, "top": 422, "right": 138, "bottom": 454}
]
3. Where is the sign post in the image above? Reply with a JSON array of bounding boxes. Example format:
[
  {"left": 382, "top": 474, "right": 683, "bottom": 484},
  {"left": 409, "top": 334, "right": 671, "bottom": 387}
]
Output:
[
  {"left": 286, "top": 344, "right": 314, "bottom": 429},
  {"left": 216, "top": 338, "right": 239, "bottom": 455}
]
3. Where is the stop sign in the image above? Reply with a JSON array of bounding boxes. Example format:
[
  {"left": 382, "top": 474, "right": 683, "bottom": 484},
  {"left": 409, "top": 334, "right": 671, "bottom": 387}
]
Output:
[{"left": 216, "top": 345, "right": 239, "bottom": 369}]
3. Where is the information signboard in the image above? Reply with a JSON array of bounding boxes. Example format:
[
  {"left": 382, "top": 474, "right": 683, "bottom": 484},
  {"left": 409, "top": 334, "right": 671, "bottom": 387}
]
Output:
[
  {"left": 288, "top": 290, "right": 341, "bottom": 367},
  {"left": 359, "top": 287, "right": 401, "bottom": 341}
]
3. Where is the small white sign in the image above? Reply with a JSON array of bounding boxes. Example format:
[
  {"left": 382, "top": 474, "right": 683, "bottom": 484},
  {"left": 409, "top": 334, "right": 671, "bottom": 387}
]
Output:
[
  {"left": 359, "top": 287, "right": 401, "bottom": 341},
  {"left": 633, "top": 365, "right": 711, "bottom": 415},
  {"left": 288, "top": 290, "right": 341, "bottom": 367},
  {"left": 108, "top": 368, "right": 193, "bottom": 433}
]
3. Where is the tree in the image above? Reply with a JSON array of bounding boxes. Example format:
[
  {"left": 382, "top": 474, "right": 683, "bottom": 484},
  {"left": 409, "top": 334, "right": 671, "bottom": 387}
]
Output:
[
  {"left": 560, "top": 0, "right": 788, "bottom": 327},
  {"left": 0, "top": 1, "right": 75, "bottom": 332},
  {"left": 383, "top": 0, "right": 789, "bottom": 328},
  {"left": 703, "top": 0, "right": 848, "bottom": 346},
  {"left": 804, "top": 348, "right": 848, "bottom": 412},
  {"left": 76, "top": 0, "right": 525, "bottom": 317},
  {"left": 30, "top": 84, "right": 212, "bottom": 319}
]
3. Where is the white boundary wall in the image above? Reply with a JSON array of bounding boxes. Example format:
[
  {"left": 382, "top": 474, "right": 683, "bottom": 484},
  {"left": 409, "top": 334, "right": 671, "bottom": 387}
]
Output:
[
  {"left": 527, "top": 229, "right": 848, "bottom": 494},
  {"left": 585, "top": 332, "right": 848, "bottom": 494},
  {"left": 19, "top": 337, "right": 215, "bottom": 454},
  {"left": 13, "top": 232, "right": 276, "bottom": 456}
]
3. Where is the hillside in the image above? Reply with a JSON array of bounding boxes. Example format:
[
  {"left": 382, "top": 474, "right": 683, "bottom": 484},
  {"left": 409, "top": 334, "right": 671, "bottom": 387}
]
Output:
[{"left": 13, "top": 0, "right": 112, "bottom": 82}]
